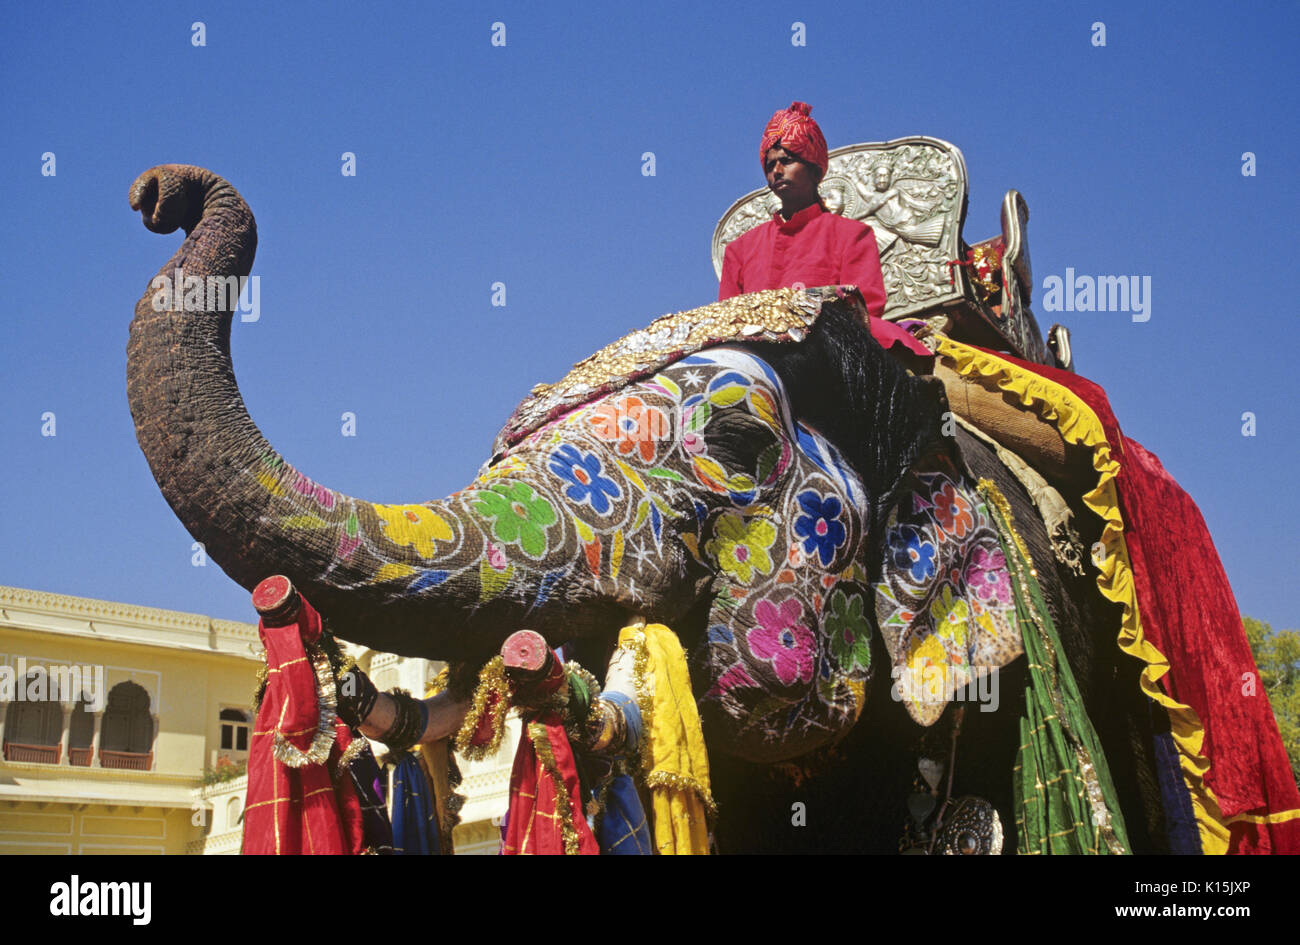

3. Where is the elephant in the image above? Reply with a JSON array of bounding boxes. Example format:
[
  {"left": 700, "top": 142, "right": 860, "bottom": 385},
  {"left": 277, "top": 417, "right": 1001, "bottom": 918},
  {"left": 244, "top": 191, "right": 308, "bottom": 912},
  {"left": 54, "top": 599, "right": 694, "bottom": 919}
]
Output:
[{"left": 126, "top": 164, "right": 1167, "bottom": 853}]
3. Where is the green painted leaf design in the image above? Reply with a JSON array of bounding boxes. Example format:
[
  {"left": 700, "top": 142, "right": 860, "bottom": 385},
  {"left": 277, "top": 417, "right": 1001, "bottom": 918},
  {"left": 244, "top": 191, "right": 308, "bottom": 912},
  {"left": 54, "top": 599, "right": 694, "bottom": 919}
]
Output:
[
  {"left": 649, "top": 494, "right": 678, "bottom": 517},
  {"left": 756, "top": 442, "right": 783, "bottom": 482},
  {"left": 684, "top": 401, "right": 711, "bottom": 432},
  {"left": 282, "top": 514, "right": 332, "bottom": 529}
]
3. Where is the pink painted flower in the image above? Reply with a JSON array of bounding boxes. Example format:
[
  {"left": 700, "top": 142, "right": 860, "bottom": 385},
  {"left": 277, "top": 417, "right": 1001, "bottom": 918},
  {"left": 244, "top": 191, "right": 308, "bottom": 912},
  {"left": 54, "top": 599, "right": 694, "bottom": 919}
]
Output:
[
  {"left": 747, "top": 598, "right": 815, "bottom": 686},
  {"left": 965, "top": 545, "right": 1011, "bottom": 603},
  {"left": 681, "top": 430, "right": 706, "bottom": 456},
  {"left": 486, "top": 542, "right": 508, "bottom": 571}
]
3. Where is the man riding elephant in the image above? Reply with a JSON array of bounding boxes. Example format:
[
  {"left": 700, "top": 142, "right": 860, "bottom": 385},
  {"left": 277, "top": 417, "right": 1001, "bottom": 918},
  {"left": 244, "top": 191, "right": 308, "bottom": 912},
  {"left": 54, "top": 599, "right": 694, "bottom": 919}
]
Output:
[{"left": 718, "top": 101, "right": 932, "bottom": 369}]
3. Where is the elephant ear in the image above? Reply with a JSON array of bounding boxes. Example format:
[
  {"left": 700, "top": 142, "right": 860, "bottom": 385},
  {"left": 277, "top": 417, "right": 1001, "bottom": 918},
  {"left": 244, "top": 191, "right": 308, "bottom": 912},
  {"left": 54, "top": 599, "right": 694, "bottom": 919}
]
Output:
[{"left": 873, "top": 453, "right": 1023, "bottom": 725}]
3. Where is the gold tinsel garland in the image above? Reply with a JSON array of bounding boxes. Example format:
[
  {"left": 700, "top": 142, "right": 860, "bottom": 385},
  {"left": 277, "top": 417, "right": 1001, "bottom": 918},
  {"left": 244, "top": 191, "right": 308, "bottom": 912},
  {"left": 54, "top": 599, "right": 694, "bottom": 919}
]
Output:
[
  {"left": 453, "top": 656, "right": 511, "bottom": 761},
  {"left": 527, "top": 721, "right": 582, "bottom": 855},
  {"left": 272, "top": 643, "right": 340, "bottom": 768},
  {"left": 619, "top": 627, "right": 657, "bottom": 784},
  {"left": 335, "top": 732, "right": 371, "bottom": 777}
]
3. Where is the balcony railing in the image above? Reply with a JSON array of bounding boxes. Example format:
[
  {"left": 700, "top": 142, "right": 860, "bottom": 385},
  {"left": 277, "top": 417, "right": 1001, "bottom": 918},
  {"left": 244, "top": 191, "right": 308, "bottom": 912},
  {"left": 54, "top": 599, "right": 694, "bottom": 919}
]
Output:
[
  {"left": 68, "top": 746, "right": 93, "bottom": 767},
  {"left": 100, "top": 749, "right": 153, "bottom": 771},
  {"left": 2, "top": 741, "right": 61, "bottom": 764}
]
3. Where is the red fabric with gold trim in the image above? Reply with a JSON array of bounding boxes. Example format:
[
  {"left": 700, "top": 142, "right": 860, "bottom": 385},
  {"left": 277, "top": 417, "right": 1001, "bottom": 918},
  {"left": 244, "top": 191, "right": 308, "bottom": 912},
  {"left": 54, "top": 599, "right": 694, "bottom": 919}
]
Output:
[
  {"left": 983, "top": 348, "right": 1300, "bottom": 854},
  {"left": 502, "top": 713, "right": 600, "bottom": 855},
  {"left": 760, "top": 101, "right": 828, "bottom": 174},
  {"left": 500, "top": 653, "right": 599, "bottom": 855},
  {"left": 242, "top": 598, "right": 366, "bottom": 855}
]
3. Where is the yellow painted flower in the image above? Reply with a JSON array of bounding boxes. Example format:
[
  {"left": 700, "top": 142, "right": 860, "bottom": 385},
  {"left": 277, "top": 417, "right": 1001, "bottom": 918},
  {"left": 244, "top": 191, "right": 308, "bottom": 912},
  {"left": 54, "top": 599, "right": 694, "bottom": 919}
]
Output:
[
  {"left": 705, "top": 512, "right": 776, "bottom": 585},
  {"left": 903, "top": 635, "right": 947, "bottom": 704},
  {"left": 373, "top": 504, "right": 454, "bottom": 558},
  {"left": 929, "top": 584, "right": 969, "bottom": 648}
]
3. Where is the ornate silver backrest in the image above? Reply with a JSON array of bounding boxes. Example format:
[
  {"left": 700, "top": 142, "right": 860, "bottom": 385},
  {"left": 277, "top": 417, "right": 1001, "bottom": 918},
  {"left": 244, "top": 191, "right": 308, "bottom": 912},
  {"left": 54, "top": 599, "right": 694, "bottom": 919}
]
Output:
[
  {"left": 712, "top": 136, "right": 970, "bottom": 322},
  {"left": 996, "top": 189, "right": 1048, "bottom": 365}
]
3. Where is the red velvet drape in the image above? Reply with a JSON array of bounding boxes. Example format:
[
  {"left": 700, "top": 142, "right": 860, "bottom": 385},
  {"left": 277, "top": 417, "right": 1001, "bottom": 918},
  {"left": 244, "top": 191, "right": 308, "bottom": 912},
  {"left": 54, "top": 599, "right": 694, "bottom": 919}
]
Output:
[{"left": 984, "top": 350, "right": 1300, "bottom": 853}]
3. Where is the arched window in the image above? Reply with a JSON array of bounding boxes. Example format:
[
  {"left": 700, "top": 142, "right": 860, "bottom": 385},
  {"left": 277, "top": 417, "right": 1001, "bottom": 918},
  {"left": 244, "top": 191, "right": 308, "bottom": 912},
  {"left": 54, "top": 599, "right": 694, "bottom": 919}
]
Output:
[
  {"left": 2, "top": 672, "right": 63, "bottom": 763},
  {"left": 227, "top": 795, "right": 243, "bottom": 828},
  {"left": 100, "top": 681, "right": 153, "bottom": 756},
  {"left": 219, "top": 708, "right": 250, "bottom": 754}
]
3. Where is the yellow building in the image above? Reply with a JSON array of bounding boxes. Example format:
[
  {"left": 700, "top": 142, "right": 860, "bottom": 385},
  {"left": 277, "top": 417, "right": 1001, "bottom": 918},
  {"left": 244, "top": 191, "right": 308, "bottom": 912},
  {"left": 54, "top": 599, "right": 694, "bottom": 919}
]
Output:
[
  {"left": 0, "top": 585, "right": 513, "bottom": 855},
  {"left": 0, "top": 585, "right": 261, "bottom": 854}
]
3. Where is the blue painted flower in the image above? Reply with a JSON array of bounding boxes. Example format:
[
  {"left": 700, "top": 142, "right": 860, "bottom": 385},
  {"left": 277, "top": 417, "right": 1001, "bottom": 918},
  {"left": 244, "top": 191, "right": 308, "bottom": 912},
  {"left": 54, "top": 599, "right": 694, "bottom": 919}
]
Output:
[
  {"left": 793, "top": 491, "right": 846, "bottom": 566},
  {"left": 887, "top": 525, "right": 937, "bottom": 583},
  {"left": 548, "top": 444, "right": 621, "bottom": 514}
]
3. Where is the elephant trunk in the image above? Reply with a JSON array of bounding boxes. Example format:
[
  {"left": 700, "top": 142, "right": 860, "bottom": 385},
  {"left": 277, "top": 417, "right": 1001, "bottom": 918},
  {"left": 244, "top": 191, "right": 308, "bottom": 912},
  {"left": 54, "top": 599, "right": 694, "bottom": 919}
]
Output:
[{"left": 126, "top": 165, "right": 621, "bottom": 661}]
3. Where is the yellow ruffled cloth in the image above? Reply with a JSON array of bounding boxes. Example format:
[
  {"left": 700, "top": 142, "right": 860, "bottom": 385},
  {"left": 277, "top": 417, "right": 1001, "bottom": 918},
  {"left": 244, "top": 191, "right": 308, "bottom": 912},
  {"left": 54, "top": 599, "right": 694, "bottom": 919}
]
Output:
[{"left": 617, "top": 622, "right": 716, "bottom": 854}]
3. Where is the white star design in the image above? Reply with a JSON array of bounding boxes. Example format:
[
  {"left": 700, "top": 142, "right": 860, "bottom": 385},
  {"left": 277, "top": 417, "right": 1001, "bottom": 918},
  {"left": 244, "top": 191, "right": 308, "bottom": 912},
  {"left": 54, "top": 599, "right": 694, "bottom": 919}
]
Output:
[
  {"left": 630, "top": 539, "right": 658, "bottom": 572},
  {"left": 623, "top": 577, "right": 642, "bottom": 602},
  {"left": 680, "top": 368, "right": 705, "bottom": 387}
]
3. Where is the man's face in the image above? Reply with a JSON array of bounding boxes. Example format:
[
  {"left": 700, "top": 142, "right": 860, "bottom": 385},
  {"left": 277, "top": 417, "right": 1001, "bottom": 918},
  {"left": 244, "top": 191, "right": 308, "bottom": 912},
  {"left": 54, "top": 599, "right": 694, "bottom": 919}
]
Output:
[
  {"left": 764, "top": 146, "right": 821, "bottom": 212},
  {"left": 873, "top": 165, "right": 890, "bottom": 191}
]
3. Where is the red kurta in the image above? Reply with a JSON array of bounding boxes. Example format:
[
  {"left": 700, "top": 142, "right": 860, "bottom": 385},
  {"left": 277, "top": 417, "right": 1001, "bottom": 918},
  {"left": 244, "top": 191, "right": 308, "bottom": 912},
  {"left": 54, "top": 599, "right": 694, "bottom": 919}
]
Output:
[{"left": 718, "top": 201, "right": 931, "bottom": 358}]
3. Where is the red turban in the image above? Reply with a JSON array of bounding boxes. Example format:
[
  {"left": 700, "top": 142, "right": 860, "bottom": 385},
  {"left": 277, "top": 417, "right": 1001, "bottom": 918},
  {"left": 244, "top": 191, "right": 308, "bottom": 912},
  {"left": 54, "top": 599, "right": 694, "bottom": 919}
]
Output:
[{"left": 760, "top": 101, "right": 828, "bottom": 175}]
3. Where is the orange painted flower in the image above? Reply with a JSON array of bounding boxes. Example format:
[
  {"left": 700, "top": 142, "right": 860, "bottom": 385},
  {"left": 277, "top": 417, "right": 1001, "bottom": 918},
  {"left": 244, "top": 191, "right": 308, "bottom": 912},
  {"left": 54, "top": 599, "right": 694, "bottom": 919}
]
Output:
[
  {"left": 932, "top": 483, "right": 973, "bottom": 539},
  {"left": 585, "top": 394, "right": 669, "bottom": 463}
]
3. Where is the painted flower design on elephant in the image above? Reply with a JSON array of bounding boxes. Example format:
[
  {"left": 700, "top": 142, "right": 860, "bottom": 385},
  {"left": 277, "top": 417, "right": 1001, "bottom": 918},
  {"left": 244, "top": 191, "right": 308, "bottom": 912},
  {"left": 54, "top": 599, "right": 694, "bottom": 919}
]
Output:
[
  {"left": 932, "top": 482, "right": 974, "bottom": 539},
  {"left": 290, "top": 471, "right": 336, "bottom": 510},
  {"left": 929, "top": 583, "right": 971, "bottom": 655},
  {"left": 793, "top": 490, "right": 846, "bottom": 567},
  {"left": 705, "top": 511, "right": 777, "bottom": 584},
  {"left": 748, "top": 597, "right": 815, "bottom": 686},
  {"left": 824, "top": 587, "right": 872, "bottom": 673},
  {"left": 886, "top": 523, "right": 937, "bottom": 583},
  {"left": 548, "top": 444, "right": 622, "bottom": 515},
  {"left": 476, "top": 453, "right": 528, "bottom": 485},
  {"left": 964, "top": 545, "right": 1011, "bottom": 603},
  {"left": 373, "top": 504, "right": 454, "bottom": 558},
  {"left": 585, "top": 394, "right": 669, "bottom": 463},
  {"left": 471, "top": 482, "right": 557, "bottom": 558}
]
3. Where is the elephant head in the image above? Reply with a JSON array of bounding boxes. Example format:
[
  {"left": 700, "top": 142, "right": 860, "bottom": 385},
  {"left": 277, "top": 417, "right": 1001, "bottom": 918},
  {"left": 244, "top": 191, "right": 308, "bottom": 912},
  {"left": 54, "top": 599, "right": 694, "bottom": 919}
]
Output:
[{"left": 127, "top": 165, "right": 958, "bottom": 764}]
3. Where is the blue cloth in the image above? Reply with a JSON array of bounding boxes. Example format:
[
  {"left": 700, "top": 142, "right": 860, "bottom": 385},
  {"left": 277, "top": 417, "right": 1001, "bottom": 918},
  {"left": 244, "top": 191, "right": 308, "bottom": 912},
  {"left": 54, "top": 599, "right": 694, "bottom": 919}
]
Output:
[
  {"left": 602, "top": 691, "right": 641, "bottom": 756},
  {"left": 347, "top": 744, "right": 394, "bottom": 854},
  {"left": 594, "top": 691, "right": 652, "bottom": 855},
  {"left": 390, "top": 753, "right": 440, "bottom": 855},
  {"left": 1152, "top": 726, "right": 1201, "bottom": 854},
  {"left": 598, "top": 773, "right": 653, "bottom": 854}
]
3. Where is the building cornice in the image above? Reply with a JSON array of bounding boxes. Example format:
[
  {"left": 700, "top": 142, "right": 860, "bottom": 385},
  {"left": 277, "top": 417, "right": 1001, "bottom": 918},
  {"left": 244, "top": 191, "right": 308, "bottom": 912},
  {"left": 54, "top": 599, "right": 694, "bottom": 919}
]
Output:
[{"left": 0, "top": 585, "right": 260, "bottom": 660}]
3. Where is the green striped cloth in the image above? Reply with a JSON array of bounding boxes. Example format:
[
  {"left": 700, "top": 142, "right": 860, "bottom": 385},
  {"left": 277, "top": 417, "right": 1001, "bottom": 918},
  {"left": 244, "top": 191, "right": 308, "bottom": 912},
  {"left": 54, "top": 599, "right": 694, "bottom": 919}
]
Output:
[{"left": 979, "top": 481, "right": 1130, "bottom": 855}]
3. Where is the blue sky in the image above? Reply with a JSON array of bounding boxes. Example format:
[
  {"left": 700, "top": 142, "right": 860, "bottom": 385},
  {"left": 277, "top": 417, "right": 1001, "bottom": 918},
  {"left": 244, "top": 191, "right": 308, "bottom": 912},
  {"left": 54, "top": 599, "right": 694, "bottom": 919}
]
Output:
[{"left": 1, "top": 1, "right": 1296, "bottom": 631}]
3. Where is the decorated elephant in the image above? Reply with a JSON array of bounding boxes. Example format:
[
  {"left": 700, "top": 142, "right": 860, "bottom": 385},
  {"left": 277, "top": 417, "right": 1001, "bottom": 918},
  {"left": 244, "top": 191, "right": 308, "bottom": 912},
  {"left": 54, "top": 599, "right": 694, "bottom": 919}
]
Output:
[{"left": 127, "top": 164, "right": 1195, "bottom": 854}]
